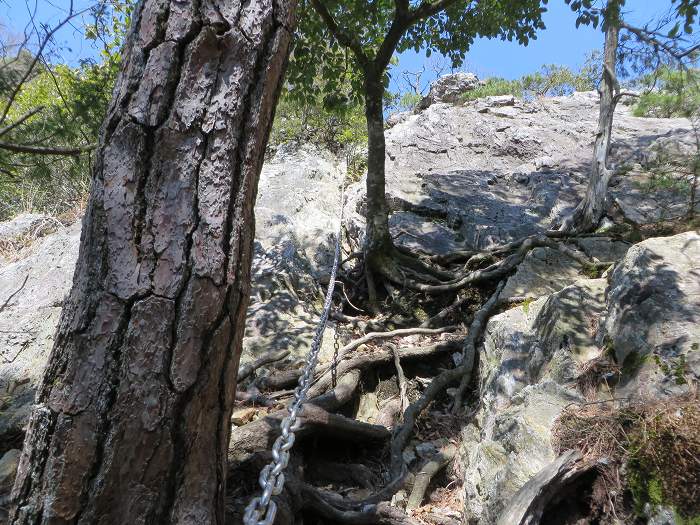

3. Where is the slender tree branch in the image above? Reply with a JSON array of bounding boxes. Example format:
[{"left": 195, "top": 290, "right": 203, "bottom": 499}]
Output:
[
  {"left": 409, "top": 0, "right": 462, "bottom": 24},
  {"left": 309, "top": 0, "right": 370, "bottom": 67},
  {"left": 0, "top": 1, "right": 88, "bottom": 125},
  {"left": 0, "top": 106, "right": 44, "bottom": 138},
  {"left": 0, "top": 141, "right": 95, "bottom": 156},
  {"left": 620, "top": 20, "right": 700, "bottom": 60}
]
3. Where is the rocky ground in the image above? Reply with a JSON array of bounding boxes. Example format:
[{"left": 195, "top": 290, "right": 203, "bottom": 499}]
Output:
[{"left": 1, "top": 86, "right": 698, "bottom": 523}]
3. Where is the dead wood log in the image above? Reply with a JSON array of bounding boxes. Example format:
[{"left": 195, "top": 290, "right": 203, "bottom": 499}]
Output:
[
  {"left": 406, "top": 442, "right": 457, "bottom": 510},
  {"left": 307, "top": 339, "right": 463, "bottom": 399},
  {"left": 300, "top": 483, "right": 421, "bottom": 525},
  {"left": 496, "top": 450, "right": 596, "bottom": 525},
  {"left": 228, "top": 371, "right": 364, "bottom": 465}
]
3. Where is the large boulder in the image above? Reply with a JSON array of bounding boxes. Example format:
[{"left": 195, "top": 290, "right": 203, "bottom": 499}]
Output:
[
  {"left": 417, "top": 72, "right": 479, "bottom": 110},
  {"left": 457, "top": 231, "right": 700, "bottom": 523},
  {"left": 458, "top": 278, "right": 606, "bottom": 524},
  {"left": 603, "top": 231, "right": 700, "bottom": 398}
]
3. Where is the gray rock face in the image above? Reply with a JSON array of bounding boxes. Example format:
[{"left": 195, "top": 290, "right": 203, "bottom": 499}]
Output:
[
  {"left": 417, "top": 72, "right": 479, "bottom": 109},
  {"left": 362, "top": 91, "right": 697, "bottom": 254},
  {"left": 458, "top": 232, "right": 700, "bottom": 523},
  {"left": 0, "top": 214, "right": 53, "bottom": 241},
  {"left": 459, "top": 279, "right": 606, "bottom": 524},
  {"left": 0, "top": 222, "right": 81, "bottom": 437},
  {"left": 603, "top": 231, "right": 700, "bottom": 398}
]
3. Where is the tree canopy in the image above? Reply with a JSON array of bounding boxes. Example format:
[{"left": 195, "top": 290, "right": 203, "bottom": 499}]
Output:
[{"left": 288, "top": 0, "right": 548, "bottom": 108}]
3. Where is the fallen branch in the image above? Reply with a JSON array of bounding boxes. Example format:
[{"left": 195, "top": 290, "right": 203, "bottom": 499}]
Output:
[{"left": 406, "top": 443, "right": 457, "bottom": 510}]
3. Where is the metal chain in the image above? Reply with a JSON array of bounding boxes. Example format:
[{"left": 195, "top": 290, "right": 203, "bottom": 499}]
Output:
[
  {"left": 331, "top": 311, "right": 341, "bottom": 388},
  {"left": 243, "top": 182, "right": 346, "bottom": 525}
]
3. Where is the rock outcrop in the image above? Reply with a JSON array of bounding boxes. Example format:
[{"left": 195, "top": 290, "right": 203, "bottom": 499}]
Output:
[
  {"left": 418, "top": 72, "right": 479, "bottom": 109},
  {"left": 458, "top": 231, "right": 700, "bottom": 523},
  {"left": 365, "top": 91, "right": 698, "bottom": 254}
]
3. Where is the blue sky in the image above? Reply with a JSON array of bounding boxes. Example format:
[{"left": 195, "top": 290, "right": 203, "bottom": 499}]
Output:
[
  {"left": 389, "top": 0, "right": 679, "bottom": 92},
  {"left": 1, "top": 0, "right": 680, "bottom": 92}
]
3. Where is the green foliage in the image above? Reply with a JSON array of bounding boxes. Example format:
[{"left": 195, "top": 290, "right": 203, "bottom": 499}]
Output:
[
  {"left": 0, "top": 61, "right": 116, "bottom": 219},
  {"left": 634, "top": 66, "right": 700, "bottom": 118},
  {"left": 461, "top": 77, "right": 523, "bottom": 102},
  {"left": 269, "top": 87, "right": 367, "bottom": 153}
]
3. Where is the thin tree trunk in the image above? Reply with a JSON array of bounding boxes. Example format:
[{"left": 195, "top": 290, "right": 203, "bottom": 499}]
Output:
[
  {"left": 363, "top": 70, "right": 393, "bottom": 268},
  {"left": 10, "top": 1, "right": 294, "bottom": 524},
  {"left": 560, "top": 9, "right": 620, "bottom": 233}
]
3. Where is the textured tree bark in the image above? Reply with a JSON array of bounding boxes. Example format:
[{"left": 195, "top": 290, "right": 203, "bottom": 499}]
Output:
[
  {"left": 9, "top": 1, "right": 295, "bottom": 523},
  {"left": 559, "top": 8, "right": 620, "bottom": 234},
  {"left": 363, "top": 69, "right": 394, "bottom": 269}
]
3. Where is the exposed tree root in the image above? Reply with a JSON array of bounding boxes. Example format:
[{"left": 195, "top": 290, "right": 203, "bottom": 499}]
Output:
[
  {"left": 228, "top": 403, "right": 389, "bottom": 466},
  {"left": 234, "top": 390, "right": 276, "bottom": 407},
  {"left": 308, "top": 339, "right": 463, "bottom": 399},
  {"left": 237, "top": 349, "right": 290, "bottom": 382},
  {"left": 379, "top": 233, "right": 608, "bottom": 294},
  {"left": 451, "top": 281, "right": 505, "bottom": 413},
  {"left": 229, "top": 371, "right": 362, "bottom": 465},
  {"left": 420, "top": 293, "right": 473, "bottom": 328},
  {"left": 391, "top": 344, "right": 409, "bottom": 417},
  {"left": 320, "top": 325, "right": 456, "bottom": 374},
  {"left": 254, "top": 368, "right": 302, "bottom": 392},
  {"left": 307, "top": 460, "right": 378, "bottom": 490},
  {"left": 231, "top": 228, "right": 622, "bottom": 521}
]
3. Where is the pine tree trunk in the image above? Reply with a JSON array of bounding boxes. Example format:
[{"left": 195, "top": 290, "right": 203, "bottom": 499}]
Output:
[
  {"left": 560, "top": 13, "right": 620, "bottom": 233},
  {"left": 363, "top": 70, "right": 393, "bottom": 268},
  {"left": 10, "top": 1, "right": 294, "bottom": 523}
]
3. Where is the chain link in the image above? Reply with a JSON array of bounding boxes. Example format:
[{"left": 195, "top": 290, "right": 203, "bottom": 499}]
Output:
[
  {"left": 331, "top": 310, "right": 341, "bottom": 388},
  {"left": 243, "top": 183, "right": 345, "bottom": 525}
]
